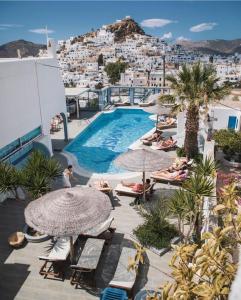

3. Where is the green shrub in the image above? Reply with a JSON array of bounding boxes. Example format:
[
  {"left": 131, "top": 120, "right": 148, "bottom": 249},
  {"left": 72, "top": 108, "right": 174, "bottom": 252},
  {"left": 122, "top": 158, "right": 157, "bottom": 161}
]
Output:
[
  {"left": 134, "top": 202, "right": 178, "bottom": 249},
  {"left": 176, "top": 147, "right": 186, "bottom": 157},
  {"left": 213, "top": 129, "right": 241, "bottom": 156}
]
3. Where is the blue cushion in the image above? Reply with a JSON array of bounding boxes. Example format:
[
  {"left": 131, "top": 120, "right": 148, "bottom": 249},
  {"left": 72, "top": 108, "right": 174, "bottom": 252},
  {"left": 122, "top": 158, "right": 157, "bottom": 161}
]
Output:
[{"left": 100, "top": 287, "right": 128, "bottom": 300}]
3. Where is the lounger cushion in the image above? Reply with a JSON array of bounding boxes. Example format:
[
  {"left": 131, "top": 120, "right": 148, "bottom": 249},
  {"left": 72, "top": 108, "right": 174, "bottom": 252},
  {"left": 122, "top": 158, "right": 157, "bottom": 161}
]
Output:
[
  {"left": 109, "top": 247, "right": 137, "bottom": 290},
  {"left": 38, "top": 236, "right": 78, "bottom": 261},
  {"left": 71, "top": 238, "right": 105, "bottom": 270},
  {"left": 115, "top": 184, "right": 141, "bottom": 196}
]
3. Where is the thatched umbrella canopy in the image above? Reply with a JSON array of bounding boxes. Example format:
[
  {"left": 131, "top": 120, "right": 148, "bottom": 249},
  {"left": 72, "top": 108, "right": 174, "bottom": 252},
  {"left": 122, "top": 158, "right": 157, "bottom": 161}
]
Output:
[
  {"left": 115, "top": 149, "right": 174, "bottom": 201},
  {"left": 143, "top": 104, "right": 171, "bottom": 116},
  {"left": 25, "top": 186, "right": 111, "bottom": 260},
  {"left": 143, "top": 105, "right": 172, "bottom": 129}
]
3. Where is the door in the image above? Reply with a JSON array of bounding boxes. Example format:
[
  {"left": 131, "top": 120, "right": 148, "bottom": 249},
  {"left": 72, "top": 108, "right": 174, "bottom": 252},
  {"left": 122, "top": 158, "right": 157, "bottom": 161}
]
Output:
[{"left": 228, "top": 116, "right": 238, "bottom": 129}]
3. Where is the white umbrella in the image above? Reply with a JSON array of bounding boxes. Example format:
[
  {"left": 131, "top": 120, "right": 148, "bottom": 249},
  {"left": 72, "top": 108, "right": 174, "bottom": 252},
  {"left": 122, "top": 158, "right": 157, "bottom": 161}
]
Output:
[{"left": 115, "top": 149, "right": 174, "bottom": 201}]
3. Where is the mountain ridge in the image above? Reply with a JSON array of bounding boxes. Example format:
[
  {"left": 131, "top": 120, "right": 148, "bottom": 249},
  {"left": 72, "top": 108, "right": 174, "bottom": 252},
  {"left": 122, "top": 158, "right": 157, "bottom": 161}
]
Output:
[
  {"left": 178, "top": 39, "right": 241, "bottom": 55},
  {"left": 0, "top": 39, "right": 46, "bottom": 58}
]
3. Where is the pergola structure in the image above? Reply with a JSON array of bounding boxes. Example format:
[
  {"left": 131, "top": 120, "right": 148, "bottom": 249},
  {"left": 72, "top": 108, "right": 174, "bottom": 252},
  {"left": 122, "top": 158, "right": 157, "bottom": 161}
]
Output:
[
  {"left": 65, "top": 87, "right": 91, "bottom": 118},
  {"left": 65, "top": 86, "right": 171, "bottom": 118}
]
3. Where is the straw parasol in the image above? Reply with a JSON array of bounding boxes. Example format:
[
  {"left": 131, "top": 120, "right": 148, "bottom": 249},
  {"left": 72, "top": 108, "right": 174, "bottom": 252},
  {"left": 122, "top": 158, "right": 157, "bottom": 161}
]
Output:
[
  {"left": 143, "top": 105, "right": 171, "bottom": 128},
  {"left": 115, "top": 149, "right": 174, "bottom": 201},
  {"left": 25, "top": 186, "right": 112, "bottom": 261}
]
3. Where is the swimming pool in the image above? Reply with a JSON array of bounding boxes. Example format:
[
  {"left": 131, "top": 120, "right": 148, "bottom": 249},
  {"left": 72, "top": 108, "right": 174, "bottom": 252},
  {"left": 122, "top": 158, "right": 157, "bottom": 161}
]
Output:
[{"left": 65, "top": 109, "right": 155, "bottom": 173}]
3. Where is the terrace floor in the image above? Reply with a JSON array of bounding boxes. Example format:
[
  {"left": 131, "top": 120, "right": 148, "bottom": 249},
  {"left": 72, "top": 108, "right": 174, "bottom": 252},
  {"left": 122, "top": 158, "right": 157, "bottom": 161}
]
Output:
[{"left": 0, "top": 113, "right": 179, "bottom": 299}]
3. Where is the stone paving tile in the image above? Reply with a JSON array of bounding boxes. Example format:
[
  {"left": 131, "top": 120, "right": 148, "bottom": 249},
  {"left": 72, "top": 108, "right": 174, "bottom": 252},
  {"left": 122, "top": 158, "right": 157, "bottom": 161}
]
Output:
[{"left": 0, "top": 119, "right": 180, "bottom": 299}]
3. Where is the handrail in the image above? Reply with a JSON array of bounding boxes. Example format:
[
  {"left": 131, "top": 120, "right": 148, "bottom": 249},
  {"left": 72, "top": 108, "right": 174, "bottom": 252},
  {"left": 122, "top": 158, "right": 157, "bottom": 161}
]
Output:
[{"left": 1, "top": 134, "right": 43, "bottom": 162}]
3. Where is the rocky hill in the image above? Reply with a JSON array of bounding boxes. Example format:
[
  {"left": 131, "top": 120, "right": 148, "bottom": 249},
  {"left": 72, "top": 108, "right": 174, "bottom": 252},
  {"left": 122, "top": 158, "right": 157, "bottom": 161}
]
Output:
[
  {"left": 0, "top": 39, "right": 46, "bottom": 58},
  {"left": 106, "top": 18, "right": 145, "bottom": 42},
  {"left": 178, "top": 39, "right": 241, "bottom": 55}
]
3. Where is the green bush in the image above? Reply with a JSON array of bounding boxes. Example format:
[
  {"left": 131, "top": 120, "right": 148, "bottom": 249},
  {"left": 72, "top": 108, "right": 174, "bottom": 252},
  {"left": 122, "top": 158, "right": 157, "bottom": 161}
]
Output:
[
  {"left": 213, "top": 129, "right": 241, "bottom": 159},
  {"left": 176, "top": 147, "right": 186, "bottom": 157},
  {"left": 134, "top": 202, "right": 178, "bottom": 249}
]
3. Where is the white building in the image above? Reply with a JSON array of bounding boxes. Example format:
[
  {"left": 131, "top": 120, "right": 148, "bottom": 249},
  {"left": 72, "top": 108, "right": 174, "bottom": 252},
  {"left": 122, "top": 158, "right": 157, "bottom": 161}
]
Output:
[{"left": 0, "top": 39, "right": 68, "bottom": 166}]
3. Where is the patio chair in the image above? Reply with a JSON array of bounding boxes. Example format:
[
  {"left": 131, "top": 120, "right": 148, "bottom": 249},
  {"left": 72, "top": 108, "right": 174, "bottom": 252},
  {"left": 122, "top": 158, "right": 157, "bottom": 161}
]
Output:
[
  {"left": 109, "top": 247, "right": 138, "bottom": 294},
  {"left": 115, "top": 182, "right": 155, "bottom": 202},
  {"left": 92, "top": 181, "right": 113, "bottom": 195},
  {"left": 139, "top": 99, "right": 155, "bottom": 107},
  {"left": 81, "top": 217, "right": 116, "bottom": 244},
  {"left": 100, "top": 287, "right": 128, "bottom": 300},
  {"left": 70, "top": 238, "right": 105, "bottom": 287},
  {"left": 114, "top": 100, "right": 131, "bottom": 107},
  {"left": 38, "top": 236, "right": 78, "bottom": 280}
]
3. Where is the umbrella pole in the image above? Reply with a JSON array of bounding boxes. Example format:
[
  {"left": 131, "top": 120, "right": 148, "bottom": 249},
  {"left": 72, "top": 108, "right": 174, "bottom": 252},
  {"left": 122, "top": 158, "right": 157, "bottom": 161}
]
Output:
[
  {"left": 156, "top": 114, "right": 159, "bottom": 130},
  {"left": 70, "top": 236, "right": 74, "bottom": 263},
  {"left": 143, "top": 171, "right": 146, "bottom": 202}
]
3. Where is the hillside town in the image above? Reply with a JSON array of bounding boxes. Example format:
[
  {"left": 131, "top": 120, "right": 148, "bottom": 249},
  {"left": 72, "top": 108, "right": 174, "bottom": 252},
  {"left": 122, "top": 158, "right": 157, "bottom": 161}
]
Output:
[{"left": 38, "top": 17, "right": 241, "bottom": 89}]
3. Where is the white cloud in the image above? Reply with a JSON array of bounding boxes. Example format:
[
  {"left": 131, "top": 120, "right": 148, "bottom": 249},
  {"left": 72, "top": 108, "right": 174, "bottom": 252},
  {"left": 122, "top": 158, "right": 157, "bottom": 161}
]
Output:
[
  {"left": 176, "top": 36, "right": 190, "bottom": 42},
  {"left": 161, "top": 32, "right": 172, "bottom": 39},
  {"left": 190, "top": 22, "right": 217, "bottom": 32},
  {"left": 0, "top": 24, "right": 23, "bottom": 28},
  {"left": 29, "top": 28, "right": 55, "bottom": 34},
  {"left": 141, "top": 18, "right": 176, "bottom": 28}
]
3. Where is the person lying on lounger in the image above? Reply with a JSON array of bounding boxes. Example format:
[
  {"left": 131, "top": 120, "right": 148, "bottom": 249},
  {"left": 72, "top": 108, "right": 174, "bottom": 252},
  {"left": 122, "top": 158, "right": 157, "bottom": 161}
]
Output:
[
  {"left": 156, "top": 136, "right": 174, "bottom": 148},
  {"left": 121, "top": 179, "right": 151, "bottom": 193},
  {"left": 153, "top": 168, "right": 188, "bottom": 180},
  {"left": 157, "top": 117, "right": 175, "bottom": 127},
  {"left": 141, "top": 131, "right": 163, "bottom": 143},
  {"left": 167, "top": 157, "right": 190, "bottom": 172}
]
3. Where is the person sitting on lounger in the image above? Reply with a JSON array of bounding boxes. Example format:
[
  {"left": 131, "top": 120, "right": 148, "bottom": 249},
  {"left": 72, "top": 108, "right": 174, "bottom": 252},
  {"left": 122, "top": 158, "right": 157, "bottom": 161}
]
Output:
[
  {"left": 157, "top": 136, "right": 174, "bottom": 148},
  {"left": 141, "top": 131, "right": 163, "bottom": 143},
  {"left": 121, "top": 179, "right": 151, "bottom": 193},
  {"left": 158, "top": 117, "right": 174, "bottom": 127}
]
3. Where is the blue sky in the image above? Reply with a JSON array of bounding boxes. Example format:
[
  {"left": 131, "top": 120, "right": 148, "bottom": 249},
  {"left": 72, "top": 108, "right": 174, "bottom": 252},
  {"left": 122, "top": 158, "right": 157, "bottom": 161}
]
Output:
[{"left": 0, "top": 1, "right": 241, "bottom": 45}]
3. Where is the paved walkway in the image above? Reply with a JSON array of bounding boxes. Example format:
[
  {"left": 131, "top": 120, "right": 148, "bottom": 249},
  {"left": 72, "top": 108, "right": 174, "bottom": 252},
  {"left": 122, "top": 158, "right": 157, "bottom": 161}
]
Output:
[{"left": 0, "top": 112, "right": 179, "bottom": 299}]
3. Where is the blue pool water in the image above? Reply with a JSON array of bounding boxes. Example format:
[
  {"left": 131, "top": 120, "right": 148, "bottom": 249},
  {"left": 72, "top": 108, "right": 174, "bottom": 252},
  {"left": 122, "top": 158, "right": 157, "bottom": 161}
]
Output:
[{"left": 65, "top": 109, "right": 155, "bottom": 173}]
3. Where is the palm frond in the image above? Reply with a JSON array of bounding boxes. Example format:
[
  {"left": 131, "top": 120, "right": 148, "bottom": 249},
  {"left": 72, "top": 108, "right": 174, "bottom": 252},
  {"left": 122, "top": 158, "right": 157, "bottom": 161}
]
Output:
[{"left": 183, "top": 173, "right": 214, "bottom": 198}]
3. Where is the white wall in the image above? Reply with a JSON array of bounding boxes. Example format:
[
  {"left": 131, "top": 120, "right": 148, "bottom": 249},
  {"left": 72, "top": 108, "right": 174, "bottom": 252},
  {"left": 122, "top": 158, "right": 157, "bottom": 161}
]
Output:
[
  {"left": 0, "top": 57, "right": 66, "bottom": 152},
  {"left": 211, "top": 107, "right": 241, "bottom": 131}
]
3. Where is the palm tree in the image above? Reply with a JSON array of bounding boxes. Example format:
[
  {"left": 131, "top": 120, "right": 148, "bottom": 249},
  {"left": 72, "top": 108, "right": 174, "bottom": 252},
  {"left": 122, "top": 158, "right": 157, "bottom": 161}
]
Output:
[
  {"left": 168, "top": 190, "right": 190, "bottom": 240},
  {"left": 160, "top": 63, "right": 229, "bottom": 158},
  {"left": 183, "top": 173, "right": 214, "bottom": 242}
]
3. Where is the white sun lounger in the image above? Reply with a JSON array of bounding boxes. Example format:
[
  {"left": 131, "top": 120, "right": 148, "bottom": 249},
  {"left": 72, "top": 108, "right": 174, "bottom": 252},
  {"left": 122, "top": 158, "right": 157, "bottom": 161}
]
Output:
[
  {"left": 139, "top": 99, "right": 155, "bottom": 107},
  {"left": 82, "top": 217, "right": 114, "bottom": 237},
  {"left": 38, "top": 236, "right": 78, "bottom": 279},
  {"left": 109, "top": 247, "right": 137, "bottom": 292},
  {"left": 70, "top": 238, "right": 105, "bottom": 286},
  {"left": 115, "top": 183, "right": 154, "bottom": 197}
]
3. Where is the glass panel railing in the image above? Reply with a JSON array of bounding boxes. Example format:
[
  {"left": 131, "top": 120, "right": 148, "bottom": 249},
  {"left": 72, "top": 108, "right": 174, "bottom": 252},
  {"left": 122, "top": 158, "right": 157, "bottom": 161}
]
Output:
[{"left": 0, "top": 138, "right": 20, "bottom": 160}]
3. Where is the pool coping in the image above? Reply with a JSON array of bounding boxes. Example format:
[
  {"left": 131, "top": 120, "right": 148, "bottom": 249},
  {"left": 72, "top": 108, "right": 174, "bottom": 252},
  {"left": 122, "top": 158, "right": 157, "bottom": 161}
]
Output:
[{"left": 63, "top": 108, "right": 156, "bottom": 180}]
